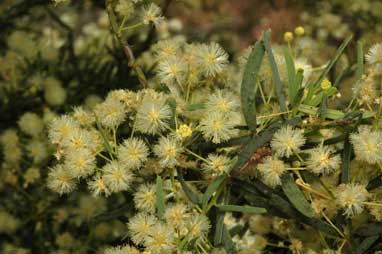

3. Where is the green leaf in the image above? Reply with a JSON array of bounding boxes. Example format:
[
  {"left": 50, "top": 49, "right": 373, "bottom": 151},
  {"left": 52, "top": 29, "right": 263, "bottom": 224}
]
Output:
[
  {"left": 324, "top": 86, "right": 338, "bottom": 97},
  {"left": 311, "top": 35, "right": 353, "bottom": 89},
  {"left": 357, "top": 222, "right": 382, "bottom": 236},
  {"left": 356, "top": 236, "right": 380, "bottom": 254},
  {"left": 91, "top": 203, "right": 133, "bottom": 224},
  {"left": 229, "top": 224, "right": 245, "bottom": 237},
  {"left": 269, "top": 193, "right": 300, "bottom": 216},
  {"left": 308, "top": 87, "right": 337, "bottom": 108},
  {"left": 308, "top": 92, "right": 324, "bottom": 107},
  {"left": 155, "top": 175, "right": 165, "bottom": 219},
  {"left": 251, "top": 178, "right": 277, "bottom": 197},
  {"left": 291, "top": 69, "right": 304, "bottom": 108},
  {"left": 166, "top": 97, "right": 177, "bottom": 129},
  {"left": 214, "top": 210, "right": 225, "bottom": 246},
  {"left": 233, "top": 121, "right": 283, "bottom": 171},
  {"left": 95, "top": 120, "right": 115, "bottom": 157},
  {"left": 341, "top": 135, "right": 352, "bottom": 183},
  {"left": 222, "top": 225, "right": 236, "bottom": 254},
  {"left": 333, "top": 66, "right": 353, "bottom": 88},
  {"left": 299, "top": 104, "right": 375, "bottom": 120},
  {"left": 298, "top": 104, "right": 343, "bottom": 120},
  {"left": 177, "top": 169, "right": 201, "bottom": 204},
  {"left": 233, "top": 137, "right": 258, "bottom": 170},
  {"left": 283, "top": 46, "right": 297, "bottom": 103},
  {"left": 186, "top": 103, "right": 205, "bottom": 111},
  {"left": 201, "top": 174, "right": 227, "bottom": 212},
  {"left": 240, "top": 39, "right": 265, "bottom": 132},
  {"left": 366, "top": 175, "right": 382, "bottom": 191},
  {"left": 231, "top": 178, "right": 262, "bottom": 196},
  {"left": 269, "top": 194, "right": 339, "bottom": 236},
  {"left": 231, "top": 118, "right": 300, "bottom": 174},
  {"left": 216, "top": 205, "right": 266, "bottom": 214},
  {"left": 235, "top": 176, "right": 339, "bottom": 236},
  {"left": 263, "top": 31, "right": 288, "bottom": 114},
  {"left": 317, "top": 95, "right": 328, "bottom": 119},
  {"left": 233, "top": 177, "right": 292, "bottom": 216},
  {"left": 281, "top": 173, "right": 315, "bottom": 218},
  {"left": 218, "top": 135, "right": 252, "bottom": 148},
  {"left": 166, "top": 97, "right": 177, "bottom": 112},
  {"left": 356, "top": 41, "right": 364, "bottom": 81},
  {"left": 214, "top": 187, "right": 231, "bottom": 246}
]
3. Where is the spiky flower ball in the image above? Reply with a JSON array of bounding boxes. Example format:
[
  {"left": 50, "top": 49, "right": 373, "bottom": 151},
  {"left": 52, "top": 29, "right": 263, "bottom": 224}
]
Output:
[
  {"left": 128, "top": 213, "right": 158, "bottom": 245},
  {"left": 64, "top": 149, "right": 95, "bottom": 178},
  {"left": 117, "top": 137, "right": 149, "bottom": 170},
  {"left": 199, "top": 112, "right": 238, "bottom": 144},
  {"left": 197, "top": 42, "right": 228, "bottom": 77},
  {"left": 44, "top": 78, "right": 67, "bottom": 106},
  {"left": 48, "top": 115, "right": 79, "bottom": 145},
  {"left": 186, "top": 214, "right": 211, "bottom": 239},
  {"left": 306, "top": 146, "right": 341, "bottom": 175},
  {"left": 102, "top": 161, "right": 134, "bottom": 193},
  {"left": 94, "top": 98, "right": 126, "bottom": 128},
  {"left": 144, "top": 223, "right": 175, "bottom": 253},
  {"left": 141, "top": 3, "right": 164, "bottom": 26},
  {"left": 205, "top": 89, "right": 240, "bottom": 114},
  {"left": 164, "top": 204, "right": 190, "bottom": 231},
  {"left": 153, "top": 136, "right": 183, "bottom": 168},
  {"left": 88, "top": 175, "right": 110, "bottom": 197},
  {"left": 257, "top": 156, "right": 286, "bottom": 187},
  {"left": 25, "top": 140, "right": 48, "bottom": 163},
  {"left": 175, "top": 124, "right": 193, "bottom": 139},
  {"left": 366, "top": 43, "right": 382, "bottom": 70},
  {"left": 133, "top": 183, "right": 157, "bottom": 213},
  {"left": 336, "top": 183, "right": 369, "bottom": 217},
  {"left": 157, "top": 56, "right": 188, "bottom": 85},
  {"left": 47, "top": 164, "right": 76, "bottom": 195},
  {"left": 350, "top": 125, "right": 382, "bottom": 164},
  {"left": 271, "top": 125, "right": 306, "bottom": 158},
  {"left": 18, "top": 112, "right": 44, "bottom": 137},
  {"left": 203, "top": 154, "right": 233, "bottom": 175},
  {"left": 135, "top": 98, "right": 172, "bottom": 134}
]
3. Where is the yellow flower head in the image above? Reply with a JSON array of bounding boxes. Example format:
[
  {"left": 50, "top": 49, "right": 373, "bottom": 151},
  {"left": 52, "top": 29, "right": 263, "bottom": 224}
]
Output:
[
  {"left": 284, "top": 32, "right": 294, "bottom": 43},
  {"left": 294, "top": 26, "right": 305, "bottom": 36},
  {"left": 320, "top": 78, "right": 332, "bottom": 90},
  {"left": 176, "top": 124, "right": 192, "bottom": 139}
]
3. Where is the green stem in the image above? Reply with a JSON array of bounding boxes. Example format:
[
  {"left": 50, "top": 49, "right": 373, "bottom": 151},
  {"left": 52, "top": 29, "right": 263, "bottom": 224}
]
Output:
[
  {"left": 322, "top": 212, "right": 345, "bottom": 238},
  {"left": 105, "top": 0, "right": 147, "bottom": 87},
  {"left": 258, "top": 80, "right": 268, "bottom": 106},
  {"left": 130, "top": 118, "right": 136, "bottom": 138},
  {"left": 185, "top": 148, "right": 208, "bottom": 163},
  {"left": 295, "top": 152, "right": 305, "bottom": 163},
  {"left": 185, "top": 82, "right": 191, "bottom": 102},
  {"left": 205, "top": 181, "right": 225, "bottom": 213},
  {"left": 318, "top": 178, "right": 335, "bottom": 199},
  {"left": 97, "top": 152, "right": 113, "bottom": 162},
  {"left": 363, "top": 201, "right": 382, "bottom": 207},
  {"left": 286, "top": 167, "right": 306, "bottom": 170},
  {"left": 117, "top": 16, "right": 127, "bottom": 34},
  {"left": 112, "top": 126, "right": 118, "bottom": 150},
  {"left": 120, "top": 22, "right": 144, "bottom": 31}
]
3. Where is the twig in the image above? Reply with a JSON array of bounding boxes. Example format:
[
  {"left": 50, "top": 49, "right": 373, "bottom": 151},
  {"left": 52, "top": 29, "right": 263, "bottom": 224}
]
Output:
[{"left": 105, "top": 0, "right": 147, "bottom": 88}]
